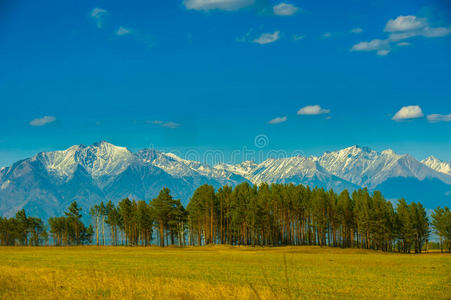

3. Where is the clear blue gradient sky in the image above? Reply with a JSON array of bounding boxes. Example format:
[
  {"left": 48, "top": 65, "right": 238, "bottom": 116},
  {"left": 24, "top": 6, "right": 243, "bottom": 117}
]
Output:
[{"left": 0, "top": 0, "right": 450, "bottom": 166}]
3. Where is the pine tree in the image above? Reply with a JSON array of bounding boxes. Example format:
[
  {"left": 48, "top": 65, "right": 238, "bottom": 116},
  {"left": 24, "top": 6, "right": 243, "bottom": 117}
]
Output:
[
  {"left": 105, "top": 200, "right": 120, "bottom": 246},
  {"left": 65, "top": 201, "right": 83, "bottom": 245},
  {"left": 431, "top": 207, "right": 451, "bottom": 252},
  {"left": 150, "top": 188, "right": 177, "bottom": 247},
  {"left": 15, "top": 209, "right": 29, "bottom": 246}
]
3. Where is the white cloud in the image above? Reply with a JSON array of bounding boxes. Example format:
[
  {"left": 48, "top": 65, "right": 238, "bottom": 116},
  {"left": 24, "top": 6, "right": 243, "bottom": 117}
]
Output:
[
  {"left": 352, "top": 15, "right": 451, "bottom": 56},
  {"left": 351, "top": 39, "right": 391, "bottom": 56},
  {"left": 427, "top": 113, "right": 451, "bottom": 123},
  {"left": 253, "top": 31, "right": 280, "bottom": 44},
  {"left": 268, "top": 116, "right": 287, "bottom": 124},
  {"left": 90, "top": 8, "right": 108, "bottom": 28},
  {"left": 293, "top": 34, "right": 304, "bottom": 41},
  {"left": 386, "top": 15, "right": 451, "bottom": 41},
  {"left": 392, "top": 105, "right": 424, "bottom": 121},
  {"left": 297, "top": 105, "right": 330, "bottom": 115},
  {"left": 273, "top": 3, "right": 299, "bottom": 16},
  {"left": 351, "top": 28, "right": 363, "bottom": 34},
  {"left": 322, "top": 32, "right": 332, "bottom": 38},
  {"left": 116, "top": 26, "right": 131, "bottom": 36},
  {"left": 29, "top": 116, "right": 56, "bottom": 126},
  {"left": 183, "top": 0, "right": 255, "bottom": 11},
  {"left": 385, "top": 15, "right": 427, "bottom": 32}
]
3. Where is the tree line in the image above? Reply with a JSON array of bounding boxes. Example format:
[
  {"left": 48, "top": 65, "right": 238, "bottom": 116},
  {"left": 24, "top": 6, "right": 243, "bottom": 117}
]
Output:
[
  {"left": 185, "top": 183, "right": 443, "bottom": 253},
  {"left": 0, "top": 202, "right": 93, "bottom": 246},
  {"left": 88, "top": 188, "right": 186, "bottom": 247},
  {"left": 1, "top": 183, "right": 450, "bottom": 252}
]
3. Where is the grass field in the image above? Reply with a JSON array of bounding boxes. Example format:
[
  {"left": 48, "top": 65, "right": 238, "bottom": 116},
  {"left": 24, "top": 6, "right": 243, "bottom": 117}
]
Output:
[{"left": 0, "top": 246, "right": 449, "bottom": 299}]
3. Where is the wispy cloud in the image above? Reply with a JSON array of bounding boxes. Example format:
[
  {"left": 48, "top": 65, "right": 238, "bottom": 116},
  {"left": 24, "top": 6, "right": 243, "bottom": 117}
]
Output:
[
  {"left": 237, "top": 29, "right": 282, "bottom": 44},
  {"left": 297, "top": 105, "right": 330, "bottom": 115},
  {"left": 149, "top": 120, "right": 180, "bottom": 129},
  {"left": 90, "top": 8, "right": 108, "bottom": 28},
  {"left": 351, "top": 15, "right": 451, "bottom": 56},
  {"left": 351, "top": 28, "right": 363, "bottom": 34},
  {"left": 116, "top": 26, "right": 131, "bottom": 36},
  {"left": 273, "top": 3, "right": 299, "bottom": 16},
  {"left": 115, "top": 26, "right": 154, "bottom": 47},
  {"left": 90, "top": 8, "right": 153, "bottom": 47},
  {"left": 236, "top": 28, "right": 254, "bottom": 43},
  {"left": 268, "top": 116, "right": 287, "bottom": 124},
  {"left": 30, "top": 116, "right": 56, "bottom": 126},
  {"left": 253, "top": 31, "right": 280, "bottom": 44},
  {"left": 427, "top": 113, "right": 451, "bottom": 123},
  {"left": 293, "top": 34, "right": 305, "bottom": 41},
  {"left": 392, "top": 105, "right": 424, "bottom": 121},
  {"left": 183, "top": 0, "right": 255, "bottom": 11},
  {"left": 161, "top": 122, "right": 180, "bottom": 129},
  {"left": 322, "top": 32, "right": 332, "bottom": 38}
]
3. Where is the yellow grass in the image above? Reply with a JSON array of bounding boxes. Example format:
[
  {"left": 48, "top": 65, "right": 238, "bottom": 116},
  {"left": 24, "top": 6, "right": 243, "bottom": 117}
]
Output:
[{"left": 0, "top": 246, "right": 450, "bottom": 299}]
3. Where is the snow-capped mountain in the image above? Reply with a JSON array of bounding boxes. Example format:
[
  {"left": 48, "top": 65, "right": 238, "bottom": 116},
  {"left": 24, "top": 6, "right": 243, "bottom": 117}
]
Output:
[
  {"left": 0, "top": 142, "right": 247, "bottom": 219},
  {"left": 0, "top": 142, "right": 450, "bottom": 219},
  {"left": 315, "top": 146, "right": 451, "bottom": 188},
  {"left": 215, "top": 156, "right": 358, "bottom": 191},
  {"left": 422, "top": 156, "right": 451, "bottom": 176}
]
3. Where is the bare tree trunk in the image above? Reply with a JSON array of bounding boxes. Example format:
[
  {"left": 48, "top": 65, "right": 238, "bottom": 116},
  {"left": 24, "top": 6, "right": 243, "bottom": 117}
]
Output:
[{"left": 159, "top": 223, "right": 165, "bottom": 247}]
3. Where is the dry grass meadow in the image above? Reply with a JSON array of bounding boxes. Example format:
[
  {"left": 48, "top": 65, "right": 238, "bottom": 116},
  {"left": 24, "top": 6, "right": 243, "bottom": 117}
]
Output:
[{"left": 0, "top": 246, "right": 449, "bottom": 299}]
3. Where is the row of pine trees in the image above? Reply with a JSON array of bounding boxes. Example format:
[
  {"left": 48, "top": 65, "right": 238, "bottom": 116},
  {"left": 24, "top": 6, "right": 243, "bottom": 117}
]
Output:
[
  {"left": 1, "top": 183, "right": 450, "bottom": 252},
  {"left": 0, "top": 202, "right": 93, "bottom": 246},
  {"left": 185, "top": 183, "right": 448, "bottom": 253},
  {"left": 88, "top": 188, "right": 186, "bottom": 247}
]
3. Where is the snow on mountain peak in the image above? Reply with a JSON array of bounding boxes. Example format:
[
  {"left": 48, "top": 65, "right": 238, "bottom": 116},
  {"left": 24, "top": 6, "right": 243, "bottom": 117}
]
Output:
[
  {"left": 137, "top": 151, "right": 237, "bottom": 182},
  {"left": 214, "top": 160, "right": 257, "bottom": 178},
  {"left": 243, "top": 156, "right": 322, "bottom": 185},
  {"left": 346, "top": 145, "right": 372, "bottom": 153},
  {"left": 91, "top": 140, "right": 130, "bottom": 152},
  {"left": 422, "top": 156, "right": 451, "bottom": 175},
  {"left": 34, "top": 142, "right": 134, "bottom": 179},
  {"left": 314, "top": 145, "right": 451, "bottom": 188},
  {"left": 163, "top": 152, "right": 190, "bottom": 163},
  {"left": 381, "top": 149, "right": 398, "bottom": 156},
  {"left": 79, "top": 142, "right": 134, "bottom": 177}
]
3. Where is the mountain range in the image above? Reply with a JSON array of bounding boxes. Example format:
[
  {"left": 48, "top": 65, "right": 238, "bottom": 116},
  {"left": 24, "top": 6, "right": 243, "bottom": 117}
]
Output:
[{"left": 1, "top": 141, "right": 450, "bottom": 219}]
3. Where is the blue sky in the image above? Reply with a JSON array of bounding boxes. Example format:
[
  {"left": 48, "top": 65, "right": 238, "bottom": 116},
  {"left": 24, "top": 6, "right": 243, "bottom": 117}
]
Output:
[{"left": 1, "top": 0, "right": 451, "bottom": 166}]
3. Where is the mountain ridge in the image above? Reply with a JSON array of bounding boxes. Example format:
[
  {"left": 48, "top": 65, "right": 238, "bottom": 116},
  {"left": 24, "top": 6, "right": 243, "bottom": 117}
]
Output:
[{"left": 1, "top": 142, "right": 450, "bottom": 219}]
